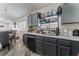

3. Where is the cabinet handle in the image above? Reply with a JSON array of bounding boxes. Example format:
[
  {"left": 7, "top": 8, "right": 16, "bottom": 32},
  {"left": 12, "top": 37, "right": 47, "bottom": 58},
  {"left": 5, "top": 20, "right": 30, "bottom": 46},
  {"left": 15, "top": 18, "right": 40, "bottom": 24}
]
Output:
[
  {"left": 28, "top": 36, "right": 35, "bottom": 38},
  {"left": 44, "top": 42, "right": 56, "bottom": 46}
]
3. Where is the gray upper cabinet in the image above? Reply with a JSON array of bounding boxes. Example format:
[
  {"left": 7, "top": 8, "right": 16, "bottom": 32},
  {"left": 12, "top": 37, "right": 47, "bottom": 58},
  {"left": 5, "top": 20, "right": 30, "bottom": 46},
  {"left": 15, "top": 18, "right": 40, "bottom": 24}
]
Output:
[
  {"left": 28, "top": 15, "right": 32, "bottom": 26},
  {"left": 62, "top": 3, "right": 79, "bottom": 23},
  {"left": 28, "top": 13, "right": 39, "bottom": 27},
  {"left": 31, "top": 13, "right": 38, "bottom": 26}
]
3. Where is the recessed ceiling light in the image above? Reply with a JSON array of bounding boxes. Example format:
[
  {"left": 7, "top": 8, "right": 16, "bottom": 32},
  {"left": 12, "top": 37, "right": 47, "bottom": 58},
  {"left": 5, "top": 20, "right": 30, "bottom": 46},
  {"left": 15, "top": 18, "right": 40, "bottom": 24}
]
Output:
[{"left": 4, "top": 9, "right": 7, "bottom": 11}]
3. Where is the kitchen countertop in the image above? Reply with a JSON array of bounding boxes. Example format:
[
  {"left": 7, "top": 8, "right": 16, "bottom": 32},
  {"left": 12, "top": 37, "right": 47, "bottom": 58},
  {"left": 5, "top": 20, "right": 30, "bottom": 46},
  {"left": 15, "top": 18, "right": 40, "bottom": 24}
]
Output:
[{"left": 24, "top": 32, "right": 79, "bottom": 41}]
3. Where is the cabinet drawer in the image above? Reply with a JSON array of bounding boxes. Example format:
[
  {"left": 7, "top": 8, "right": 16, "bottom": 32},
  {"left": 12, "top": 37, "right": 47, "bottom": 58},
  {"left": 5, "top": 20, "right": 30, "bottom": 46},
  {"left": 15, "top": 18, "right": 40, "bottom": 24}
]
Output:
[
  {"left": 44, "top": 37, "right": 57, "bottom": 43},
  {"left": 27, "top": 34, "right": 36, "bottom": 37},
  {"left": 23, "top": 34, "right": 27, "bottom": 37},
  {"left": 23, "top": 36, "right": 28, "bottom": 39},
  {"left": 58, "top": 39, "right": 71, "bottom": 46},
  {"left": 36, "top": 36, "right": 43, "bottom": 41}
]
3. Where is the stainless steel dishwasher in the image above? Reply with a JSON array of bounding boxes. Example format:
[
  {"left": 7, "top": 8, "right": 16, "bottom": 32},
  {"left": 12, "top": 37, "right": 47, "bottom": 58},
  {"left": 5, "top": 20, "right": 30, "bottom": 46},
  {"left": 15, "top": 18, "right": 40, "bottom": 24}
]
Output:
[{"left": 27, "top": 35, "right": 36, "bottom": 52}]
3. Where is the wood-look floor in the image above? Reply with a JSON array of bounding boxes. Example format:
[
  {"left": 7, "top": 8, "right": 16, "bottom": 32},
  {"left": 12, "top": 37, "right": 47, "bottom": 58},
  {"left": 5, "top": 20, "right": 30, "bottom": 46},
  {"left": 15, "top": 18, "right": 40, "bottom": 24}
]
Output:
[{"left": 0, "top": 40, "right": 39, "bottom": 56}]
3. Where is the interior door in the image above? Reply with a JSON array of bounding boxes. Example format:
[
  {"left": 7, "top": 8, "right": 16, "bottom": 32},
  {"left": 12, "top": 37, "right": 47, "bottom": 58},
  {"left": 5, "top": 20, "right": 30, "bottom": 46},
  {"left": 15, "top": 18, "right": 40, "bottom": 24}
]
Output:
[
  {"left": 58, "top": 45, "right": 71, "bottom": 56},
  {"left": 44, "top": 42, "right": 57, "bottom": 56}
]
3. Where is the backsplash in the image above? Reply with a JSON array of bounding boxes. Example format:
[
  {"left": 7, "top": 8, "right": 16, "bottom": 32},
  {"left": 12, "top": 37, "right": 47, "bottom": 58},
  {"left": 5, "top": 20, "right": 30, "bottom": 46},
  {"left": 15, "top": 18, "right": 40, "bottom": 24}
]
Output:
[{"left": 61, "top": 23, "right": 79, "bottom": 36}]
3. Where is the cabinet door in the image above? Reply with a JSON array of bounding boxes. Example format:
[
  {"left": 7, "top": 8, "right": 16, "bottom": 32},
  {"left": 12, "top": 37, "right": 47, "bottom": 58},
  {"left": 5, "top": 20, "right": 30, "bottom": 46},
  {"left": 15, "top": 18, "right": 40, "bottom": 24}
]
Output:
[
  {"left": 44, "top": 42, "right": 57, "bottom": 56},
  {"left": 36, "top": 40, "right": 43, "bottom": 55},
  {"left": 28, "top": 15, "right": 32, "bottom": 26},
  {"left": 62, "top": 4, "right": 79, "bottom": 23},
  {"left": 58, "top": 45, "right": 71, "bottom": 56},
  {"left": 71, "top": 41, "right": 79, "bottom": 56},
  {"left": 23, "top": 37, "right": 27, "bottom": 45},
  {"left": 32, "top": 13, "right": 38, "bottom": 26},
  {"left": 23, "top": 35, "right": 27, "bottom": 45}
]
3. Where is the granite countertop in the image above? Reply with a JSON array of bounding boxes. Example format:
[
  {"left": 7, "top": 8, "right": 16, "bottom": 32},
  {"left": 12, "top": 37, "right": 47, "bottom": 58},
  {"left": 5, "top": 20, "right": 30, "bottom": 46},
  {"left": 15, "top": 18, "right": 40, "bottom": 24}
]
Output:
[{"left": 24, "top": 32, "right": 79, "bottom": 41}]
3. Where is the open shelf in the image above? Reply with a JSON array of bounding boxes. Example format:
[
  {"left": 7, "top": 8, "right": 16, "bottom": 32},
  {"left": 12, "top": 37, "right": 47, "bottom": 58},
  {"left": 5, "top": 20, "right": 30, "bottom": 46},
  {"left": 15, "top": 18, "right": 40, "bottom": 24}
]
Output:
[
  {"left": 42, "top": 15, "right": 58, "bottom": 20},
  {"left": 39, "top": 15, "right": 58, "bottom": 24}
]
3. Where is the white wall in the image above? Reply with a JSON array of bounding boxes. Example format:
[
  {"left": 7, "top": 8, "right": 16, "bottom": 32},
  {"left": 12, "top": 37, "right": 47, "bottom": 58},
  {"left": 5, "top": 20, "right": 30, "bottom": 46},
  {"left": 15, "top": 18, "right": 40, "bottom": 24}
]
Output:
[
  {"left": 14, "top": 16, "right": 28, "bottom": 40},
  {"left": 18, "top": 21, "right": 27, "bottom": 31},
  {"left": 16, "top": 16, "right": 28, "bottom": 32},
  {"left": 8, "top": 21, "right": 17, "bottom": 30},
  {"left": 61, "top": 23, "right": 79, "bottom": 36}
]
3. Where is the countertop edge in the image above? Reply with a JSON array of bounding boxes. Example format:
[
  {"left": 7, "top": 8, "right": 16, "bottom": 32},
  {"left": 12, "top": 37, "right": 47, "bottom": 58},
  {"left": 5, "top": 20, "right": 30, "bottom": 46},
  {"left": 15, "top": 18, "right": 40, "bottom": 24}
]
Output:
[{"left": 24, "top": 32, "right": 79, "bottom": 41}]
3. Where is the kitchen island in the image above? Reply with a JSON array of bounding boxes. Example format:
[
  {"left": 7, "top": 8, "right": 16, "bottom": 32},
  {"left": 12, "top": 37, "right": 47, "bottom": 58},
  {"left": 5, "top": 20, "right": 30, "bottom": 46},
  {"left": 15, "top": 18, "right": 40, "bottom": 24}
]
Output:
[{"left": 23, "top": 32, "right": 79, "bottom": 56}]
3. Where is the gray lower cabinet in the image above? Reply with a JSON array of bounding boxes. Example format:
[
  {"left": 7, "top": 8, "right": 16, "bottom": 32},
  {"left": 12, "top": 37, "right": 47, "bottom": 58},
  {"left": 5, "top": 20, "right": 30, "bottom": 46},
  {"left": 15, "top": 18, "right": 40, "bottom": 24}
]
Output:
[
  {"left": 58, "top": 45, "right": 71, "bottom": 56},
  {"left": 36, "top": 40, "right": 43, "bottom": 55},
  {"left": 71, "top": 41, "right": 79, "bottom": 56},
  {"left": 58, "top": 39, "right": 71, "bottom": 56},
  {"left": 23, "top": 34, "right": 27, "bottom": 45},
  {"left": 23, "top": 34, "right": 71, "bottom": 56},
  {"left": 44, "top": 42, "right": 57, "bottom": 56}
]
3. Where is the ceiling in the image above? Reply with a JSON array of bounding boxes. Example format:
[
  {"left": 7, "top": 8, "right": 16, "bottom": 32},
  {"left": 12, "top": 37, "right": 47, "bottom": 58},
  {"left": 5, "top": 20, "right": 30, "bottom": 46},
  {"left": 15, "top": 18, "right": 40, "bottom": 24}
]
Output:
[{"left": 0, "top": 3, "right": 52, "bottom": 21}]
